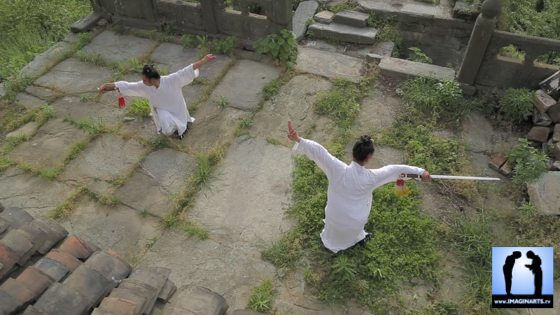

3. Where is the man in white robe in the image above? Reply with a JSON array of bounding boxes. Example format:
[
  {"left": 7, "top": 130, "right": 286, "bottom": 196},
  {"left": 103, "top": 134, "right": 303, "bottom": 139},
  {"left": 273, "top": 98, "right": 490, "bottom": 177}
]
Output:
[
  {"left": 287, "top": 121, "right": 431, "bottom": 253},
  {"left": 98, "top": 54, "right": 217, "bottom": 138}
]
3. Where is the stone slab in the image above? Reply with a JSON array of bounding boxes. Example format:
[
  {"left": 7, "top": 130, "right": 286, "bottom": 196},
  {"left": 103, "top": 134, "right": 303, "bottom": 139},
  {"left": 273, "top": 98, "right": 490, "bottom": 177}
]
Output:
[
  {"left": 117, "top": 149, "right": 197, "bottom": 217},
  {"left": 357, "top": 91, "right": 401, "bottom": 132},
  {"left": 251, "top": 74, "right": 336, "bottom": 146},
  {"left": 315, "top": 10, "right": 335, "bottom": 24},
  {"left": 333, "top": 10, "right": 370, "bottom": 28},
  {"left": 534, "top": 89, "right": 557, "bottom": 113},
  {"left": 358, "top": 0, "right": 452, "bottom": 19},
  {"left": 379, "top": 57, "right": 456, "bottom": 81},
  {"left": 371, "top": 41, "right": 395, "bottom": 57},
  {"left": 25, "top": 86, "right": 58, "bottom": 102},
  {"left": 553, "top": 124, "right": 560, "bottom": 142},
  {"left": 167, "top": 285, "right": 228, "bottom": 315},
  {"left": 81, "top": 30, "right": 158, "bottom": 64},
  {"left": 293, "top": 1, "right": 319, "bottom": 40},
  {"left": 34, "top": 58, "right": 113, "bottom": 95},
  {"left": 15, "top": 93, "right": 46, "bottom": 110},
  {"left": 527, "top": 126, "right": 551, "bottom": 143},
  {"left": 308, "top": 22, "right": 378, "bottom": 44},
  {"left": 8, "top": 118, "right": 89, "bottom": 171},
  {"left": 533, "top": 109, "right": 553, "bottom": 127},
  {"left": 50, "top": 94, "right": 126, "bottom": 128},
  {"left": 71, "top": 12, "right": 102, "bottom": 33},
  {"left": 528, "top": 172, "right": 560, "bottom": 215},
  {"left": 62, "top": 197, "right": 160, "bottom": 259},
  {"left": 118, "top": 280, "right": 159, "bottom": 315},
  {"left": 0, "top": 168, "right": 73, "bottom": 218},
  {"left": 461, "top": 112, "right": 518, "bottom": 153},
  {"left": 209, "top": 60, "right": 280, "bottom": 111},
  {"left": 20, "top": 41, "right": 76, "bottom": 79},
  {"left": 296, "top": 47, "right": 365, "bottom": 83},
  {"left": 6, "top": 121, "right": 39, "bottom": 140},
  {"left": 60, "top": 134, "right": 147, "bottom": 184}
]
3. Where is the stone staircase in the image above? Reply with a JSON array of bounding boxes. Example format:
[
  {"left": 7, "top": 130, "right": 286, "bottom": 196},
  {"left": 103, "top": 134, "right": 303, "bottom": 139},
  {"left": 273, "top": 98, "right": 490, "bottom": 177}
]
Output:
[{"left": 308, "top": 9, "right": 378, "bottom": 44}]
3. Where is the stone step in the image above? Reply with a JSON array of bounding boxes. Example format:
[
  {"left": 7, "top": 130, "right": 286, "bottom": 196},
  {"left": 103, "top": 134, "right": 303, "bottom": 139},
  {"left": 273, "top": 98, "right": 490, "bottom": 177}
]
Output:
[
  {"left": 333, "top": 10, "right": 370, "bottom": 28},
  {"left": 308, "top": 22, "right": 378, "bottom": 45},
  {"left": 379, "top": 57, "right": 456, "bottom": 82}
]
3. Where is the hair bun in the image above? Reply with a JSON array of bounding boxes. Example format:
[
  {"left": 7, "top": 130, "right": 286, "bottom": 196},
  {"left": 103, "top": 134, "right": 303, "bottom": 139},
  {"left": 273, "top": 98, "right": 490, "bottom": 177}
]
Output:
[{"left": 360, "top": 135, "right": 372, "bottom": 143}]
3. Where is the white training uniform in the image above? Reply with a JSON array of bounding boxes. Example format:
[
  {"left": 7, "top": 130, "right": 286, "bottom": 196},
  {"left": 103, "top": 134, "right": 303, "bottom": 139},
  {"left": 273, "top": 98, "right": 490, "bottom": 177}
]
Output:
[
  {"left": 292, "top": 138, "right": 425, "bottom": 253},
  {"left": 115, "top": 64, "right": 199, "bottom": 136}
]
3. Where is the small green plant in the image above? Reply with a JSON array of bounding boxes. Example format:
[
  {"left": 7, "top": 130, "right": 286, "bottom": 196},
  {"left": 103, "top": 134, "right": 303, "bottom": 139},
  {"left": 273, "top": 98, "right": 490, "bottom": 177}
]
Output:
[
  {"left": 247, "top": 280, "right": 275, "bottom": 313},
  {"left": 182, "top": 222, "right": 210, "bottom": 240},
  {"left": 499, "top": 44, "right": 526, "bottom": 61},
  {"left": 145, "top": 237, "right": 158, "bottom": 249},
  {"left": 3, "top": 134, "right": 29, "bottom": 153},
  {"left": 314, "top": 79, "right": 364, "bottom": 129},
  {"left": 331, "top": 256, "right": 357, "bottom": 282},
  {"left": 254, "top": 30, "right": 298, "bottom": 68},
  {"left": 235, "top": 118, "right": 253, "bottom": 136},
  {"left": 65, "top": 142, "right": 87, "bottom": 164},
  {"left": 329, "top": 1, "right": 357, "bottom": 13},
  {"left": 147, "top": 134, "right": 170, "bottom": 150},
  {"left": 40, "top": 167, "right": 62, "bottom": 179},
  {"left": 3, "top": 75, "right": 34, "bottom": 101},
  {"left": 128, "top": 98, "right": 151, "bottom": 118},
  {"left": 408, "top": 47, "right": 432, "bottom": 64},
  {"left": 265, "top": 137, "right": 282, "bottom": 146},
  {"left": 181, "top": 34, "right": 235, "bottom": 56},
  {"left": 217, "top": 96, "right": 229, "bottom": 108},
  {"left": 0, "top": 155, "right": 11, "bottom": 173},
  {"left": 262, "top": 231, "right": 303, "bottom": 269},
  {"left": 76, "top": 117, "right": 106, "bottom": 135},
  {"left": 161, "top": 213, "right": 180, "bottom": 229},
  {"left": 401, "top": 78, "right": 463, "bottom": 118},
  {"left": 76, "top": 51, "right": 108, "bottom": 67},
  {"left": 507, "top": 138, "right": 548, "bottom": 185},
  {"left": 499, "top": 88, "right": 533, "bottom": 123},
  {"left": 113, "top": 58, "right": 142, "bottom": 78},
  {"left": 139, "top": 209, "right": 150, "bottom": 218}
]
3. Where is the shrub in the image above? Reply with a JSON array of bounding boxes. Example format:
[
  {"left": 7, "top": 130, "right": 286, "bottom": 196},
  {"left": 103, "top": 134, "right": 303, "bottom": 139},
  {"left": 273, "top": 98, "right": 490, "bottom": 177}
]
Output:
[
  {"left": 499, "top": 88, "right": 533, "bottom": 123},
  {"left": 254, "top": 30, "right": 298, "bottom": 68},
  {"left": 401, "top": 78, "right": 463, "bottom": 117},
  {"left": 408, "top": 47, "right": 432, "bottom": 64},
  {"left": 507, "top": 138, "right": 548, "bottom": 185},
  {"left": 128, "top": 99, "right": 151, "bottom": 118}
]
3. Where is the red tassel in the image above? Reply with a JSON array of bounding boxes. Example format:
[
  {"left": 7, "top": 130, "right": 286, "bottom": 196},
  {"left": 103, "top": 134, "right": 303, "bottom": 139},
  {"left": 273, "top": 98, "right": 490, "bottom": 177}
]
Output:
[{"left": 118, "top": 96, "right": 126, "bottom": 108}]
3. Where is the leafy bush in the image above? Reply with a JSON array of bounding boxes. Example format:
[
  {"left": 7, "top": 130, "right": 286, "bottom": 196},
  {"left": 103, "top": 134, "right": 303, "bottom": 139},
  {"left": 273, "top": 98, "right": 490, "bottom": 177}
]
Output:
[
  {"left": 499, "top": 88, "right": 533, "bottom": 123},
  {"left": 401, "top": 78, "right": 463, "bottom": 117},
  {"left": 507, "top": 138, "right": 548, "bottom": 184},
  {"left": 408, "top": 47, "right": 432, "bottom": 64},
  {"left": 247, "top": 280, "right": 275, "bottom": 313},
  {"left": 501, "top": 0, "right": 560, "bottom": 40},
  {"left": 128, "top": 99, "right": 151, "bottom": 118},
  {"left": 254, "top": 30, "right": 298, "bottom": 68}
]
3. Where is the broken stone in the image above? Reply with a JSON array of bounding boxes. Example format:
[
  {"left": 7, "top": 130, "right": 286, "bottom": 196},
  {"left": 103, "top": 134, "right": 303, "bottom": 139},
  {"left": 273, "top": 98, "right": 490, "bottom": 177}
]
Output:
[
  {"left": 34, "top": 257, "right": 70, "bottom": 282},
  {"left": 553, "top": 124, "right": 560, "bottom": 142},
  {"left": 6, "top": 121, "right": 39, "bottom": 140},
  {"left": 293, "top": 1, "right": 319, "bottom": 40},
  {"left": 333, "top": 10, "right": 370, "bottom": 28},
  {"left": 534, "top": 89, "right": 557, "bottom": 113},
  {"left": 539, "top": 70, "right": 560, "bottom": 99},
  {"left": 499, "top": 161, "right": 513, "bottom": 177},
  {"left": 379, "top": 57, "right": 456, "bottom": 82},
  {"left": 314, "top": 10, "right": 334, "bottom": 24},
  {"left": 71, "top": 12, "right": 102, "bottom": 33},
  {"left": 527, "top": 126, "right": 551, "bottom": 143},
  {"left": 488, "top": 152, "right": 507, "bottom": 172},
  {"left": 527, "top": 172, "right": 560, "bottom": 215},
  {"left": 308, "top": 22, "right": 378, "bottom": 45},
  {"left": 81, "top": 31, "right": 158, "bottom": 64},
  {"left": 533, "top": 109, "right": 553, "bottom": 127}
]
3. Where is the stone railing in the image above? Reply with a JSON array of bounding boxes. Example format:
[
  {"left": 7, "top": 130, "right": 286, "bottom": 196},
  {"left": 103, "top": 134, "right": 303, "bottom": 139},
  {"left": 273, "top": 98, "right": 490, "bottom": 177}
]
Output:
[{"left": 89, "top": 0, "right": 292, "bottom": 42}]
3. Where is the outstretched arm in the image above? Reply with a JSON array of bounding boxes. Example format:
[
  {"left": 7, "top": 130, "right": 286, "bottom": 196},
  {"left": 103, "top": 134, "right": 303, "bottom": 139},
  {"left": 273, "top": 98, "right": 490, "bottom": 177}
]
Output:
[
  {"left": 98, "top": 81, "right": 147, "bottom": 98},
  {"left": 369, "top": 165, "right": 430, "bottom": 188},
  {"left": 169, "top": 54, "right": 216, "bottom": 87},
  {"left": 288, "top": 121, "right": 346, "bottom": 180}
]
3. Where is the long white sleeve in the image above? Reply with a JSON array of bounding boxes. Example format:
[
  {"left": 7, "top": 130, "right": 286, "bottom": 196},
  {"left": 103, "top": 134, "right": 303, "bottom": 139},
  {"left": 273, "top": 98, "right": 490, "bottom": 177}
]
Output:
[
  {"left": 369, "top": 164, "right": 425, "bottom": 188},
  {"left": 115, "top": 81, "right": 148, "bottom": 97},
  {"left": 292, "top": 138, "right": 346, "bottom": 180},
  {"left": 168, "top": 64, "right": 199, "bottom": 87}
]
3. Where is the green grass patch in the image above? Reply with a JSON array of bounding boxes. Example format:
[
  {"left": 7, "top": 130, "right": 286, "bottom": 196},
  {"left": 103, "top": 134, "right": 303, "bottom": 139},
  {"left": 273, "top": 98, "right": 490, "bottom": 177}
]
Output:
[
  {"left": 247, "top": 279, "right": 275, "bottom": 313},
  {"left": 181, "top": 34, "right": 236, "bottom": 56},
  {"left": 235, "top": 118, "right": 253, "bottom": 136},
  {"left": 75, "top": 117, "right": 106, "bottom": 135},
  {"left": 0, "top": 104, "right": 54, "bottom": 133},
  {"left": 507, "top": 138, "right": 548, "bottom": 185},
  {"left": 499, "top": 88, "right": 533, "bottom": 124},
  {"left": 400, "top": 77, "right": 464, "bottom": 121},
  {"left": 49, "top": 186, "right": 86, "bottom": 220},
  {"left": 128, "top": 98, "right": 151, "bottom": 118},
  {"left": 182, "top": 222, "right": 210, "bottom": 240},
  {"left": 329, "top": 1, "right": 358, "bottom": 13},
  {"left": 314, "top": 79, "right": 368, "bottom": 129}
]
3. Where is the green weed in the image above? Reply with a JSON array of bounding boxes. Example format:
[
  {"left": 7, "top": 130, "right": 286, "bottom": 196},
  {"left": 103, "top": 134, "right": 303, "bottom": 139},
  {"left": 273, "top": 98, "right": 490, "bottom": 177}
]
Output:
[
  {"left": 314, "top": 79, "right": 366, "bottom": 129},
  {"left": 76, "top": 117, "right": 106, "bottom": 135},
  {"left": 182, "top": 222, "right": 210, "bottom": 240},
  {"left": 507, "top": 138, "right": 548, "bottom": 185},
  {"left": 247, "top": 280, "right": 275, "bottom": 313},
  {"left": 254, "top": 30, "right": 298, "bottom": 68},
  {"left": 235, "top": 118, "right": 253, "bottom": 136},
  {"left": 408, "top": 47, "right": 432, "bottom": 64},
  {"left": 499, "top": 88, "right": 533, "bottom": 123},
  {"left": 128, "top": 98, "right": 151, "bottom": 118},
  {"left": 400, "top": 77, "right": 464, "bottom": 120}
]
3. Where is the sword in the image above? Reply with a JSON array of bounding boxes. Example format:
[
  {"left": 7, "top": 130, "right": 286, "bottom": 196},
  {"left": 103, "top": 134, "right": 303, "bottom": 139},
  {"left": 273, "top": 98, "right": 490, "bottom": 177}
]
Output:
[{"left": 403, "top": 174, "right": 501, "bottom": 181}]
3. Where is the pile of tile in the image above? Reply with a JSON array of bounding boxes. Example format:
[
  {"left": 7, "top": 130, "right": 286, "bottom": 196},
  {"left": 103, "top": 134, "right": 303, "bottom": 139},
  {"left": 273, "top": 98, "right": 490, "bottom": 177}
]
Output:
[{"left": 0, "top": 204, "right": 176, "bottom": 315}]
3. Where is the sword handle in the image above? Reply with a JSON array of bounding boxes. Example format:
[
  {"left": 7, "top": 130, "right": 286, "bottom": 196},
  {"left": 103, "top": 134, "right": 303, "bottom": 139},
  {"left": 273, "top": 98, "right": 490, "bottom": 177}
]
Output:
[{"left": 403, "top": 173, "right": 420, "bottom": 179}]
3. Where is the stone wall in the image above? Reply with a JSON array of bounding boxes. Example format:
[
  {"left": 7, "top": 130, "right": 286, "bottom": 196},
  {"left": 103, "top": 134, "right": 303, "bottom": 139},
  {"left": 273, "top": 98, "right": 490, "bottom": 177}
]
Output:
[
  {"left": 89, "top": 0, "right": 292, "bottom": 43},
  {"left": 475, "top": 31, "right": 560, "bottom": 89}
]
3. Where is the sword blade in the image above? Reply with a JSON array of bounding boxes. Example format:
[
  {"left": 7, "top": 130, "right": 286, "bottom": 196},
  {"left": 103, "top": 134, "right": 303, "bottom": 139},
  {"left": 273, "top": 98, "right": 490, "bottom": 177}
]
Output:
[{"left": 431, "top": 175, "right": 501, "bottom": 181}]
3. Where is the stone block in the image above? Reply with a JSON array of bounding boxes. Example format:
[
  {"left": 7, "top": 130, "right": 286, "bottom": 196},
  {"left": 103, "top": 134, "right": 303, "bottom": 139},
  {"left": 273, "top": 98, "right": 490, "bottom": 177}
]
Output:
[
  {"left": 488, "top": 152, "right": 507, "bottom": 172},
  {"left": 553, "top": 124, "right": 560, "bottom": 142},
  {"left": 0, "top": 207, "right": 33, "bottom": 229},
  {"left": 15, "top": 267, "right": 54, "bottom": 299},
  {"left": 549, "top": 103, "right": 560, "bottom": 123},
  {"left": 293, "top": 1, "right": 319, "bottom": 40},
  {"left": 534, "top": 89, "right": 557, "bottom": 113},
  {"left": 296, "top": 47, "right": 364, "bottom": 83},
  {"left": 308, "top": 22, "right": 378, "bottom": 44},
  {"left": 33, "top": 219, "right": 68, "bottom": 254},
  {"left": 499, "top": 161, "right": 513, "bottom": 177},
  {"left": 379, "top": 57, "right": 456, "bottom": 82},
  {"left": 59, "top": 235, "right": 98, "bottom": 260},
  {"left": 539, "top": 70, "right": 560, "bottom": 99},
  {"left": 83, "top": 250, "right": 132, "bottom": 282},
  {"left": 552, "top": 142, "right": 560, "bottom": 160},
  {"left": 314, "top": 10, "right": 334, "bottom": 24},
  {"left": 71, "top": 12, "right": 102, "bottom": 33},
  {"left": 118, "top": 280, "right": 159, "bottom": 315},
  {"left": 0, "top": 277, "right": 35, "bottom": 308},
  {"left": 46, "top": 249, "right": 82, "bottom": 272},
  {"left": 527, "top": 172, "right": 560, "bottom": 215},
  {"left": 169, "top": 285, "right": 228, "bottom": 315},
  {"left": 527, "top": 126, "right": 551, "bottom": 143},
  {"left": 34, "top": 257, "right": 70, "bottom": 282},
  {"left": 34, "top": 282, "right": 87, "bottom": 315},
  {"left": 22, "top": 305, "right": 47, "bottom": 315},
  {"left": 103, "top": 287, "right": 147, "bottom": 314},
  {"left": 333, "top": 10, "right": 370, "bottom": 28},
  {"left": 533, "top": 109, "right": 553, "bottom": 127},
  {"left": 63, "top": 265, "right": 114, "bottom": 310}
]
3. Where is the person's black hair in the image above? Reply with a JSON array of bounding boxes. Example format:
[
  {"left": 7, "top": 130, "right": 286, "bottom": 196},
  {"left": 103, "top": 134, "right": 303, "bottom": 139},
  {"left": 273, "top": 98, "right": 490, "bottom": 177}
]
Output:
[
  {"left": 353, "top": 135, "right": 375, "bottom": 162},
  {"left": 142, "top": 64, "right": 160, "bottom": 79}
]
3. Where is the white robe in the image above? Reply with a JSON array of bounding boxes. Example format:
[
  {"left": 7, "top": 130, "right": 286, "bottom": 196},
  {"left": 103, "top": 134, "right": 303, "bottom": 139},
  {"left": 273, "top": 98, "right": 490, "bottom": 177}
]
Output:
[
  {"left": 115, "top": 64, "right": 199, "bottom": 136},
  {"left": 292, "top": 138, "right": 425, "bottom": 253}
]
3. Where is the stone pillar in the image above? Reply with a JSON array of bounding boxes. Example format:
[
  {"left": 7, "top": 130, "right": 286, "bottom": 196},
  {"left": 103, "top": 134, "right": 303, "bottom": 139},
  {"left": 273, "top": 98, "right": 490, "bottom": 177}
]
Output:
[
  {"left": 457, "top": 0, "right": 501, "bottom": 85},
  {"left": 200, "top": 0, "right": 219, "bottom": 34},
  {"left": 270, "top": 0, "right": 293, "bottom": 31}
]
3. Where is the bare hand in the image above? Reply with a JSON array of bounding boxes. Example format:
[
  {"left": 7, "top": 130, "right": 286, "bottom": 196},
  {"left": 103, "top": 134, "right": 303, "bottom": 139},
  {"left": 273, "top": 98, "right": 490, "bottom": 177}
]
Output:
[
  {"left": 98, "top": 84, "right": 107, "bottom": 95},
  {"left": 203, "top": 54, "right": 217, "bottom": 63},
  {"left": 421, "top": 171, "right": 432, "bottom": 182},
  {"left": 288, "top": 121, "right": 301, "bottom": 143}
]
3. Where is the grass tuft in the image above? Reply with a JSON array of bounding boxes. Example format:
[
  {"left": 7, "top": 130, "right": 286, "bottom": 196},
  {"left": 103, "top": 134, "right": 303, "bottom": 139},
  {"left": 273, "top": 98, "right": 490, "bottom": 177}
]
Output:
[{"left": 247, "top": 280, "right": 275, "bottom": 313}]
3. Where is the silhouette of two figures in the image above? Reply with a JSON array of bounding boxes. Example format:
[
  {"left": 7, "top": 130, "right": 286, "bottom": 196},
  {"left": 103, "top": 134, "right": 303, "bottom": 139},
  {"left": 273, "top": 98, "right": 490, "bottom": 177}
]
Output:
[{"left": 502, "top": 250, "right": 542, "bottom": 296}]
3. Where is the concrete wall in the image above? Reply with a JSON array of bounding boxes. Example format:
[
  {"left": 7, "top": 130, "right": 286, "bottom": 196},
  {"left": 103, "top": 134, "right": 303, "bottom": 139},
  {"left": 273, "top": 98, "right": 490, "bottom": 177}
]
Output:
[{"left": 475, "top": 31, "right": 560, "bottom": 89}]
